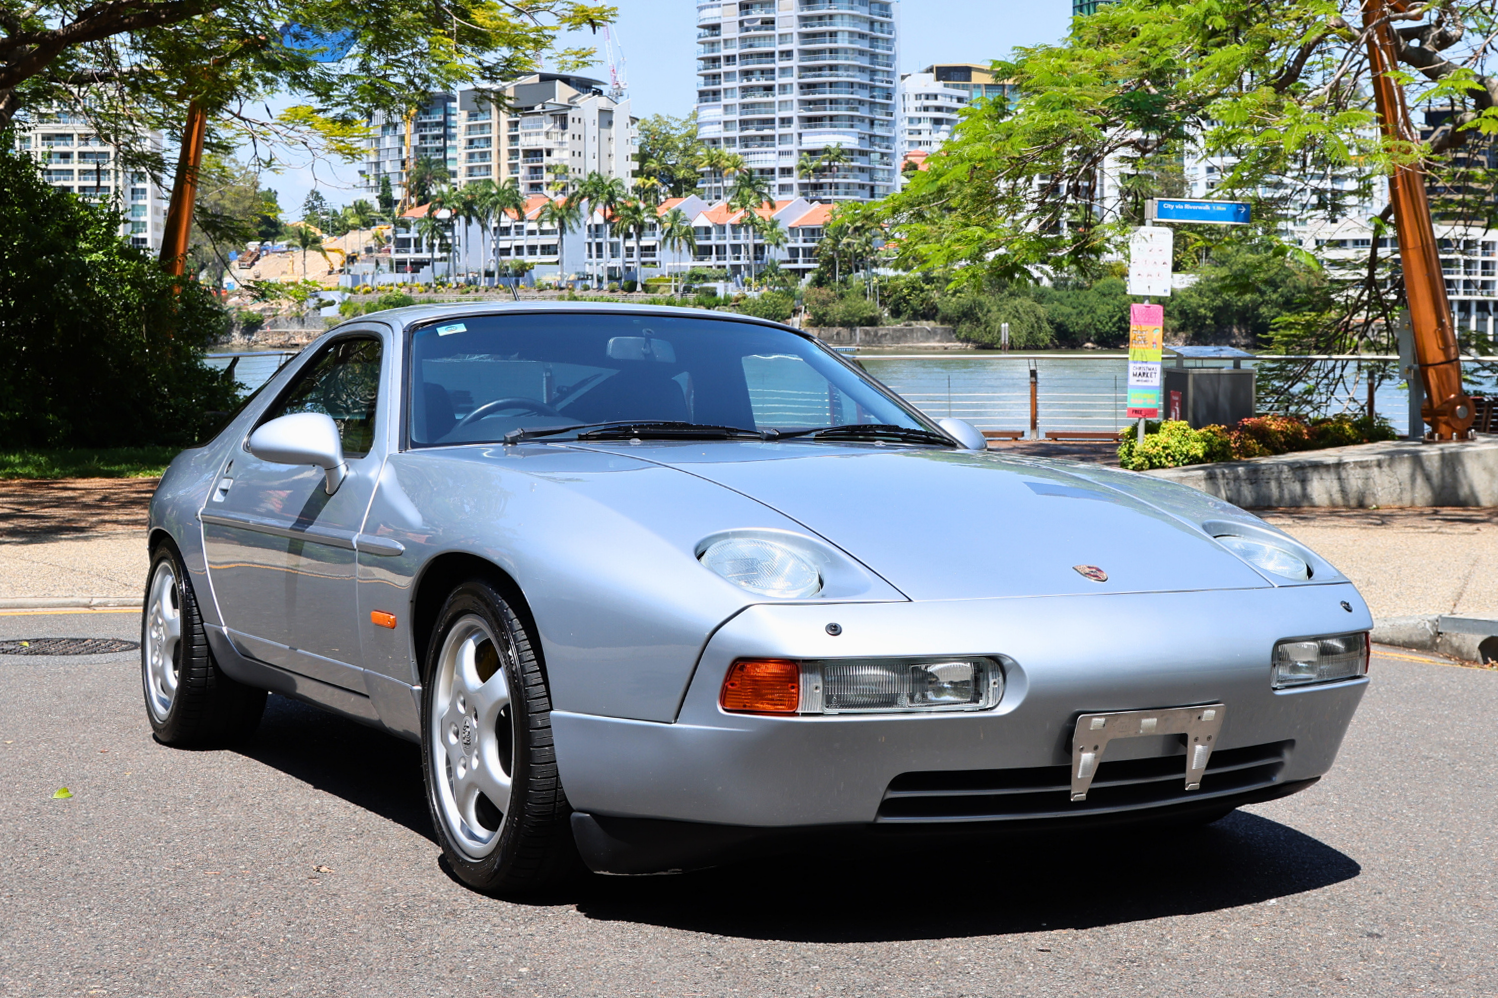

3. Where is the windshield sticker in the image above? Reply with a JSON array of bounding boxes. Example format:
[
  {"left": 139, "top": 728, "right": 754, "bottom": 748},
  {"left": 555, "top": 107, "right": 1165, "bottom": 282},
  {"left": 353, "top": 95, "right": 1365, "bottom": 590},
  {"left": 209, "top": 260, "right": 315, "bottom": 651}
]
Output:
[{"left": 436, "top": 323, "right": 467, "bottom": 336}]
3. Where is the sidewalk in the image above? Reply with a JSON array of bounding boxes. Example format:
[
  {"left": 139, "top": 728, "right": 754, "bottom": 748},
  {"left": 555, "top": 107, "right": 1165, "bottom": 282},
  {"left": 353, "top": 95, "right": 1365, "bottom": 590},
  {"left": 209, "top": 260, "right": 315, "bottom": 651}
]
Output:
[{"left": 0, "top": 478, "right": 1494, "bottom": 622}]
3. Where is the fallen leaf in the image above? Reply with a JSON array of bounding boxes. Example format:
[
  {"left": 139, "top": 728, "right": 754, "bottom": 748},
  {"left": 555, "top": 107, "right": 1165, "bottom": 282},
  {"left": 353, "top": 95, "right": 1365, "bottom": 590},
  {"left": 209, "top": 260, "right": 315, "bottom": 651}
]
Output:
[
  {"left": 313, "top": 864, "right": 333, "bottom": 874},
  {"left": 52, "top": 787, "right": 72, "bottom": 799},
  {"left": 98, "top": 749, "right": 108, "bottom": 753}
]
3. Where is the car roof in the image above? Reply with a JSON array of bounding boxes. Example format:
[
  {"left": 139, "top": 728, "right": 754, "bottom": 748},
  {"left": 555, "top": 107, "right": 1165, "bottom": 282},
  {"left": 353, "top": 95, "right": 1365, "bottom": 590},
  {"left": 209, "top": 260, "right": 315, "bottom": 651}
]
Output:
[{"left": 342, "top": 300, "right": 809, "bottom": 339}]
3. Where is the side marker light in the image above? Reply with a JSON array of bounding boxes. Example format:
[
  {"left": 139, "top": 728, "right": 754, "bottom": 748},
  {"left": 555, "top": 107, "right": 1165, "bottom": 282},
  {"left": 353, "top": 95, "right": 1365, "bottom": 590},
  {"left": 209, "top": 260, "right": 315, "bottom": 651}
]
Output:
[{"left": 370, "top": 611, "right": 397, "bottom": 629}]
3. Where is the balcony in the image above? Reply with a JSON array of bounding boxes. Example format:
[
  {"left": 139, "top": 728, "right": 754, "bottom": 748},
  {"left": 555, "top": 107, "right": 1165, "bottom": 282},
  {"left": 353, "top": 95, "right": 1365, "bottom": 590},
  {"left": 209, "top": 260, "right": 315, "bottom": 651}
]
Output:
[
  {"left": 801, "top": 128, "right": 862, "bottom": 146},
  {"left": 800, "top": 0, "right": 870, "bottom": 11}
]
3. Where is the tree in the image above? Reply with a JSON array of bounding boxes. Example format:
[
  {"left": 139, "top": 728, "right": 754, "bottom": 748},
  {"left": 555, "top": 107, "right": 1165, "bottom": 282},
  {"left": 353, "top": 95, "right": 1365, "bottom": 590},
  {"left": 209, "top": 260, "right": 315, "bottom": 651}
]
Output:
[
  {"left": 377, "top": 175, "right": 396, "bottom": 218},
  {"left": 407, "top": 156, "right": 450, "bottom": 207},
  {"left": 288, "top": 222, "right": 328, "bottom": 279},
  {"left": 0, "top": 146, "right": 236, "bottom": 447},
  {"left": 0, "top": 1, "right": 615, "bottom": 192},
  {"left": 347, "top": 199, "right": 377, "bottom": 233},
  {"left": 729, "top": 171, "right": 771, "bottom": 285},
  {"left": 577, "top": 171, "right": 627, "bottom": 285},
  {"left": 636, "top": 112, "right": 705, "bottom": 197},
  {"left": 754, "top": 216, "right": 788, "bottom": 287},
  {"left": 613, "top": 198, "right": 651, "bottom": 284},
  {"left": 415, "top": 214, "right": 446, "bottom": 284},
  {"left": 256, "top": 188, "right": 284, "bottom": 242},
  {"left": 658, "top": 207, "right": 696, "bottom": 296},
  {"left": 879, "top": 1, "right": 1498, "bottom": 354},
  {"left": 537, "top": 196, "right": 582, "bottom": 285},
  {"left": 301, "top": 190, "right": 330, "bottom": 230},
  {"left": 184, "top": 156, "right": 276, "bottom": 284}
]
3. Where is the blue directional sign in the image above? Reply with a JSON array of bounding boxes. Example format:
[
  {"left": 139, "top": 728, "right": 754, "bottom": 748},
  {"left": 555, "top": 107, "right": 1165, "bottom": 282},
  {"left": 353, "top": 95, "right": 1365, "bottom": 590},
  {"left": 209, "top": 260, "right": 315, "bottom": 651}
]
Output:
[{"left": 1150, "top": 199, "right": 1251, "bottom": 225}]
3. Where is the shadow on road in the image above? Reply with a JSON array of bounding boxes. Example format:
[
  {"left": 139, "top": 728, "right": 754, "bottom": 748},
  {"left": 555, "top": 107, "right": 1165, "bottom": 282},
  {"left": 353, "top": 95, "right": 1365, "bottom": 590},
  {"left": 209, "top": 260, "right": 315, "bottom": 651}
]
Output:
[
  {"left": 233, "top": 694, "right": 434, "bottom": 843},
  {"left": 229, "top": 695, "right": 1359, "bottom": 942},
  {"left": 572, "top": 812, "right": 1360, "bottom": 942}
]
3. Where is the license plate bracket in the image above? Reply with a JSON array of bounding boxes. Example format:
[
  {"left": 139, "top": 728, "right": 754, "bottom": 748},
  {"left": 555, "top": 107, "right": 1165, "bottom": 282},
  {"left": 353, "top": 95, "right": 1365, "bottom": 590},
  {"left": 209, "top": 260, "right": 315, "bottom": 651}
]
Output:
[{"left": 1070, "top": 704, "right": 1225, "bottom": 802}]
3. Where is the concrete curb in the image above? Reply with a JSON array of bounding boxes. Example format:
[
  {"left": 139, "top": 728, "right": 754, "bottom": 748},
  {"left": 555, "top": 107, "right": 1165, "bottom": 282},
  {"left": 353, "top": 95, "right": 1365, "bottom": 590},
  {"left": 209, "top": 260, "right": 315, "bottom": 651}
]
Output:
[
  {"left": 1372, "top": 614, "right": 1498, "bottom": 664},
  {"left": 0, "top": 597, "right": 143, "bottom": 611},
  {"left": 1144, "top": 436, "right": 1498, "bottom": 507}
]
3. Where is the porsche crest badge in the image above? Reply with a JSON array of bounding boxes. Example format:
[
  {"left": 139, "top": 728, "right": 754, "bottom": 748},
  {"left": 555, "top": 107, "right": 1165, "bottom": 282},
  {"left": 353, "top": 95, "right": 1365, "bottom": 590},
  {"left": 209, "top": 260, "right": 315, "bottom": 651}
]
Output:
[{"left": 1073, "top": 565, "right": 1109, "bottom": 583}]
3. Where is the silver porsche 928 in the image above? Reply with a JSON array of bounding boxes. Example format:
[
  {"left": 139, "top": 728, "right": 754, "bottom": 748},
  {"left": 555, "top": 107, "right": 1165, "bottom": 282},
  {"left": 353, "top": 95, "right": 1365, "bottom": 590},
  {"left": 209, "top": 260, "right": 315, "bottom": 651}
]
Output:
[{"left": 142, "top": 302, "right": 1371, "bottom": 893}]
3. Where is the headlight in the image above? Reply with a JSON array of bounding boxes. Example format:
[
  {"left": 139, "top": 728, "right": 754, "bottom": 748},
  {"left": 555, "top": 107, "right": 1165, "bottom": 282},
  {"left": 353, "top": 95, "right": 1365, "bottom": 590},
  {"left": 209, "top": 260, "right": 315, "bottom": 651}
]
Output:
[
  {"left": 1272, "top": 633, "right": 1369, "bottom": 688},
  {"left": 1215, "top": 534, "right": 1311, "bottom": 581},
  {"left": 720, "top": 656, "right": 1006, "bottom": 714},
  {"left": 700, "top": 537, "right": 822, "bottom": 598}
]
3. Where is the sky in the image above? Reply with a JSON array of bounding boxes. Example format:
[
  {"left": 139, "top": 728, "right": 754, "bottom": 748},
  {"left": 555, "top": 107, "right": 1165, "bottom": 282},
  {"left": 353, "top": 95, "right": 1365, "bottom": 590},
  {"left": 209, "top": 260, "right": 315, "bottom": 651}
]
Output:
[{"left": 260, "top": 0, "right": 1071, "bottom": 216}]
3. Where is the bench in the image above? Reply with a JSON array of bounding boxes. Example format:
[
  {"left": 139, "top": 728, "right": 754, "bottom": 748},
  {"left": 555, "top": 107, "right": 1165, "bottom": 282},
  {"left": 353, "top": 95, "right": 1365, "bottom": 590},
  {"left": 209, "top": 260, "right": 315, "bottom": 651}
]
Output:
[
  {"left": 981, "top": 430, "right": 1026, "bottom": 440},
  {"left": 1044, "top": 431, "right": 1123, "bottom": 442}
]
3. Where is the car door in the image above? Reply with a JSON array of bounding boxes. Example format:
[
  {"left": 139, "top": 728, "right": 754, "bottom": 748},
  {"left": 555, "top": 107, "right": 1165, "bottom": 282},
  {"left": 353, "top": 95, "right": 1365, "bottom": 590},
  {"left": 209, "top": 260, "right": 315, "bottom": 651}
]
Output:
[{"left": 201, "top": 332, "right": 387, "bottom": 693}]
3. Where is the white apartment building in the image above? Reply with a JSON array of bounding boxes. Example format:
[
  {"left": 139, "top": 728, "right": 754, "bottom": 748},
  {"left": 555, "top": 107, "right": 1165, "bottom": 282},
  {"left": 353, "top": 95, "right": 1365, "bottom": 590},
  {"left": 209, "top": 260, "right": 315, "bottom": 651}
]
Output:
[
  {"left": 360, "top": 75, "right": 635, "bottom": 206},
  {"left": 11, "top": 111, "right": 169, "bottom": 251},
  {"left": 694, "top": 0, "right": 900, "bottom": 202},
  {"left": 896, "top": 64, "right": 1013, "bottom": 174}
]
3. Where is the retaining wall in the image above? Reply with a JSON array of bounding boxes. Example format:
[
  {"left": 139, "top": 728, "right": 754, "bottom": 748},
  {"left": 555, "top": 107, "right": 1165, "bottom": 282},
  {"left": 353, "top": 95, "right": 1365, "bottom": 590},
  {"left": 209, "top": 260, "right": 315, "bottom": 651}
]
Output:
[
  {"left": 1144, "top": 437, "right": 1498, "bottom": 507},
  {"left": 807, "top": 325, "right": 963, "bottom": 347}
]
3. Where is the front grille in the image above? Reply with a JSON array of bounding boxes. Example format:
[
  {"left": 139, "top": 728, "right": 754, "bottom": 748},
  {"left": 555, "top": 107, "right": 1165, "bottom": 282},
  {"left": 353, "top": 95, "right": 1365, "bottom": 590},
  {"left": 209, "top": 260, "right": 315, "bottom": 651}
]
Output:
[{"left": 878, "top": 741, "right": 1291, "bottom": 822}]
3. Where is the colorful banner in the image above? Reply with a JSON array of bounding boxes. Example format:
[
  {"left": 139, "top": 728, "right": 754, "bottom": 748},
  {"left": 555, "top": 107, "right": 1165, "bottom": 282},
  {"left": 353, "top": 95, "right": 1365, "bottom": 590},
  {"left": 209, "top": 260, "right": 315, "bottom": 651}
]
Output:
[{"left": 1126, "top": 302, "right": 1164, "bottom": 419}]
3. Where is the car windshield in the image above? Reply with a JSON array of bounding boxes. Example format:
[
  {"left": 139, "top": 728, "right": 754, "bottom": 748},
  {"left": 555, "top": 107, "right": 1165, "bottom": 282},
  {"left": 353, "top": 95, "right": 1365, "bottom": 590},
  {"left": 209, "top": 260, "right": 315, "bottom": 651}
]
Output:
[{"left": 407, "top": 311, "right": 934, "bottom": 446}]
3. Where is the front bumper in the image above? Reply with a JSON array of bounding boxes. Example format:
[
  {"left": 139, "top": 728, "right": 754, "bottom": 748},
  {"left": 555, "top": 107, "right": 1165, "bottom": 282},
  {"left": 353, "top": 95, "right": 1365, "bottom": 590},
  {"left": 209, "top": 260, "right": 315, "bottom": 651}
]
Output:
[{"left": 552, "top": 584, "right": 1369, "bottom": 850}]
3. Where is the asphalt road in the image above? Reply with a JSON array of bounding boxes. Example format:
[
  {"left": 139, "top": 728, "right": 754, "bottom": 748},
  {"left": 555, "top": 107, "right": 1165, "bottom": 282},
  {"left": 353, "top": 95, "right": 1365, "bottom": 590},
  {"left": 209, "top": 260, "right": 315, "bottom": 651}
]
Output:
[{"left": 1, "top": 611, "right": 1494, "bottom": 997}]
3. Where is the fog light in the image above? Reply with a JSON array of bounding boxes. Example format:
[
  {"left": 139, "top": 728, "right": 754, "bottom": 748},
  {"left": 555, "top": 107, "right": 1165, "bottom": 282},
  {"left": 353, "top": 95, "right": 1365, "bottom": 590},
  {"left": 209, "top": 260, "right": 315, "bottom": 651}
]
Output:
[{"left": 1273, "top": 633, "right": 1369, "bottom": 688}]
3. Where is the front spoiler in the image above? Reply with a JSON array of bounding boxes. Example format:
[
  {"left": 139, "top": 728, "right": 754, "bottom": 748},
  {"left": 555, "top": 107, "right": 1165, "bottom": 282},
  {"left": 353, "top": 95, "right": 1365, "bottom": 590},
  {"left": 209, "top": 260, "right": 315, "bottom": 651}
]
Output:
[{"left": 570, "top": 778, "right": 1319, "bottom": 875}]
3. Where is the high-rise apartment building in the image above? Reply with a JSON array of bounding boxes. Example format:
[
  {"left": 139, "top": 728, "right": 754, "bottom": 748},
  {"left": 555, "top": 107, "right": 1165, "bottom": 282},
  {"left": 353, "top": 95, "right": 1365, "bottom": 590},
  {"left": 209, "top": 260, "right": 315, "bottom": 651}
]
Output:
[
  {"left": 359, "top": 74, "right": 635, "bottom": 204},
  {"left": 11, "top": 111, "right": 169, "bottom": 251},
  {"left": 897, "top": 63, "right": 1014, "bottom": 175},
  {"left": 694, "top": 0, "right": 900, "bottom": 202},
  {"left": 1072, "top": 0, "right": 1113, "bottom": 14}
]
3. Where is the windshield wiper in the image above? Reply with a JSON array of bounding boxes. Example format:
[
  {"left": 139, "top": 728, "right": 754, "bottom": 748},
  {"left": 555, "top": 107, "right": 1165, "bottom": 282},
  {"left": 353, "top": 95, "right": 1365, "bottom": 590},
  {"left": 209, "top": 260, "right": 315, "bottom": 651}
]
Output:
[
  {"left": 504, "top": 420, "right": 770, "bottom": 444},
  {"left": 772, "top": 423, "right": 957, "bottom": 447}
]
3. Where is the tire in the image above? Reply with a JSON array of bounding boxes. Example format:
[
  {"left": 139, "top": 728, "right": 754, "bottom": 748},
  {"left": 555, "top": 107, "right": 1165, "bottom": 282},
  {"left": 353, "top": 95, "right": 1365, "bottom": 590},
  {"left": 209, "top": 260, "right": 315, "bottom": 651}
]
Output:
[
  {"left": 420, "top": 578, "right": 578, "bottom": 894},
  {"left": 141, "top": 540, "right": 266, "bottom": 746}
]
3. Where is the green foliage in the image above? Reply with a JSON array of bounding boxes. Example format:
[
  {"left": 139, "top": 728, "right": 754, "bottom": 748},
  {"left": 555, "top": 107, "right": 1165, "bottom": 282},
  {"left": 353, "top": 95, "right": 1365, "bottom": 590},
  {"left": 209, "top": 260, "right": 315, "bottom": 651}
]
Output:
[
  {"left": 0, "top": 148, "right": 237, "bottom": 448},
  {"left": 883, "top": 273, "right": 942, "bottom": 322},
  {"left": 0, "top": 446, "right": 180, "bottom": 479},
  {"left": 1169, "top": 242, "right": 1331, "bottom": 346},
  {"left": 1032, "top": 277, "right": 1132, "bottom": 348},
  {"left": 683, "top": 267, "right": 728, "bottom": 284},
  {"left": 935, "top": 291, "right": 1052, "bottom": 349},
  {"left": 301, "top": 189, "right": 331, "bottom": 229},
  {"left": 256, "top": 189, "right": 285, "bottom": 242},
  {"left": 804, "top": 287, "right": 881, "bottom": 328},
  {"left": 635, "top": 113, "right": 705, "bottom": 197},
  {"left": 735, "top": 291, "right": 794, "bottom": 322},
  {"left": 1118, "top": 414, "right": 1399, "bottom": 471},
  {"left": 621, "top": 279, "right": 637, "bottom": 293}
]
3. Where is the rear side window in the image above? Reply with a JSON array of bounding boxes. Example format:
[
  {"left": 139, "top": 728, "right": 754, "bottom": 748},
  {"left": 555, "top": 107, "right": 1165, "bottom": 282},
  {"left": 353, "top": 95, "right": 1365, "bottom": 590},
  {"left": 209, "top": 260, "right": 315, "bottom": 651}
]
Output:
[{"left": 259, "top": 337, "right": 383, "bottom": 458}]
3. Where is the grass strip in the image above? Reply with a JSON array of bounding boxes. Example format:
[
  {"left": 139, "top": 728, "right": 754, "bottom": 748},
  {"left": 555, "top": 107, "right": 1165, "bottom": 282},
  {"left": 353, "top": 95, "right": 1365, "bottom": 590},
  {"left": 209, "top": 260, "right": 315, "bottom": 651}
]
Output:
[{"left": 0, "top": 447, "right": 179, "bottom": 479}]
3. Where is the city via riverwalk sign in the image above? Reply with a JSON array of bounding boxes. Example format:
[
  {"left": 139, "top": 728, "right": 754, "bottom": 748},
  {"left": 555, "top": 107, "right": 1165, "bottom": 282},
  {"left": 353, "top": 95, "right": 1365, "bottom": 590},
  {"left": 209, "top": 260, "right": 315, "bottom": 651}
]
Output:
[{"left": 1147, "top": 198, "right": 1252, "bottom": 225}]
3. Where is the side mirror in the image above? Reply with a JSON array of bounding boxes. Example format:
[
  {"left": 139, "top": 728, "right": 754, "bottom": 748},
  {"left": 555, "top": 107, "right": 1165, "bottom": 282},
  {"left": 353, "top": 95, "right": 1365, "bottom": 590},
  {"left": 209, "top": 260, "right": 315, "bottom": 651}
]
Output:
[
  {"left": 937, "top": 417, "right": 988, "bottom": 451},
  {"left": 247, "top": 412, "right": 348, "bottom": 495}
]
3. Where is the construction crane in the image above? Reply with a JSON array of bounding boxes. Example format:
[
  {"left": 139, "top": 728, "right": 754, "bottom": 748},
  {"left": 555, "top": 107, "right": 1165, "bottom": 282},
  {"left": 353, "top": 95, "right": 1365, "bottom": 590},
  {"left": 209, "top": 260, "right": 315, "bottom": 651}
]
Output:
[
  {"left": 601, "top": 25, "right": 628, "bottom": 100},
  {"left": 1363, "top": 0, "right": 1475, "bottom": 441}
]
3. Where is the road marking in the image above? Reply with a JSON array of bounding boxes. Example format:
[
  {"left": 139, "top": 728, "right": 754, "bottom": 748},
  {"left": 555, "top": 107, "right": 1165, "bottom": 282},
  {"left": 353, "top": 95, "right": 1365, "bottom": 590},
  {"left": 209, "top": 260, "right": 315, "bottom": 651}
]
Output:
[{"left": 1372, "top": 646, "right": 1485, "bottom": 669}]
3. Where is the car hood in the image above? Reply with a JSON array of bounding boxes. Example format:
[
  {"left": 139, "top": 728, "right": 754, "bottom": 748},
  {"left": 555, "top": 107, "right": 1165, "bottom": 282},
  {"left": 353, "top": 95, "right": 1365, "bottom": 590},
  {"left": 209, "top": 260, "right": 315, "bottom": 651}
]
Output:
[{"left": 576, "top": 441, "right": 1273, "bottom": 601}]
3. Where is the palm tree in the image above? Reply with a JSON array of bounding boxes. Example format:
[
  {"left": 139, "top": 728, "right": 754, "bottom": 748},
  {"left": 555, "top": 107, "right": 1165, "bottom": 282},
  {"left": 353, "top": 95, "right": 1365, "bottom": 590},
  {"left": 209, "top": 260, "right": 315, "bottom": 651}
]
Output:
[
  {"left": 695, "top": 147, "right": 726, "bottom": 202},
  {"left": 537, "top": 196, "right": 583, "bottom": 286},
  {"left": 465, "top": 180, "right": 499, "bottom": 283},
  {"left": 454, "top": 185, "right": 486, "bottom": 284},
  {"left": 658, "top": 207, "right": 697, "bottom": 297},
  {"left": 406, "top": 155, "right": 450, "bottom": 206},
  {"left": 729, "top": 171, "right": 773, "bottom": 285},
  {"left": 577, "top": 172, "right": 628, "bottom": 286},
  {"left": 614, "top": 198, "right": 651, "bottom": 286},
  {"left": 289, "top": 223, "right": 327, "bottom": 280},
  {"left": 820, "top": 144, "right": 850, "bottom": 195},
  {"left": 796, "top": 152, "right": 823, "bottom": 196},
  {"left": 415, "top": 214, "right": 446, "bottom": 286},
  {"left": 755, "top": 216, "right": 788, "bottom": 284}
]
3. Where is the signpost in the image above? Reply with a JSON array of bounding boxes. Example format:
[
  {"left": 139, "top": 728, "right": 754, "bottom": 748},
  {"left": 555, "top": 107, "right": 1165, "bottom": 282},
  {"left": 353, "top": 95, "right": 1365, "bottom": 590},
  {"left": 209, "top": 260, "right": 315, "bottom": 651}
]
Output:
[{"left": 1147, "top": 198, "right": 1252, "bottom": 226}]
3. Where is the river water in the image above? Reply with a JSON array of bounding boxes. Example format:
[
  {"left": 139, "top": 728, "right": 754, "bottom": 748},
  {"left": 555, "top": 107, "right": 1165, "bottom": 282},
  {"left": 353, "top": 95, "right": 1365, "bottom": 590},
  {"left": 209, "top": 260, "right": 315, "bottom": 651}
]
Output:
[{"left": 208, "top": 349, "right": 1495, "bottom": 438}]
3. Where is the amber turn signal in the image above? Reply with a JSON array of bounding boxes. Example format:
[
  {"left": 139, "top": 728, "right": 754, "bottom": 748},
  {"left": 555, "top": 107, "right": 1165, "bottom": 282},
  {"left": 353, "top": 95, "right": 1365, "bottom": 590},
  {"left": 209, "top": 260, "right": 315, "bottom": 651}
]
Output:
[
  {"left": 720, "top": 659, "right": 800, "bottom": 714},
  {"left": 370, "top": 611, "right": 397, "bottom": 629}
]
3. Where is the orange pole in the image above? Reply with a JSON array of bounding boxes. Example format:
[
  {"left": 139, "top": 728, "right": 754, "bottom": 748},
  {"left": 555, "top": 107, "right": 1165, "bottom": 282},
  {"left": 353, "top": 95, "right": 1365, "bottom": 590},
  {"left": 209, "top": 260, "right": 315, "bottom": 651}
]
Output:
[
  {"left": 1363, "top": 0, "right": 1474, "bottom": 440},
  {"left": 158, "top": 100, "right": 210, "bottom": 277}
]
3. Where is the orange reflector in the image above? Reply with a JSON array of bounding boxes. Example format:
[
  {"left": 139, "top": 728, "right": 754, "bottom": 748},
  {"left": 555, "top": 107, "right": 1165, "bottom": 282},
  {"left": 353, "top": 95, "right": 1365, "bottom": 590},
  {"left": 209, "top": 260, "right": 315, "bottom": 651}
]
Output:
[
  {"left": 370, "top": 611, "right": 397, "bottom": 629},
  {"left": 720, "top": 659, "right": 800, "bottom": 714}
]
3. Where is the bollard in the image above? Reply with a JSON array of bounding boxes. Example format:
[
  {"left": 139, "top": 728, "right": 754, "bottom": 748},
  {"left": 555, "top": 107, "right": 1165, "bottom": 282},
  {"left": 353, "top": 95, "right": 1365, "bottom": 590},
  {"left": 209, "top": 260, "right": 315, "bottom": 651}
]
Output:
[{"left": 1029, "top": 364, "right": 1039, "bottom": 439}]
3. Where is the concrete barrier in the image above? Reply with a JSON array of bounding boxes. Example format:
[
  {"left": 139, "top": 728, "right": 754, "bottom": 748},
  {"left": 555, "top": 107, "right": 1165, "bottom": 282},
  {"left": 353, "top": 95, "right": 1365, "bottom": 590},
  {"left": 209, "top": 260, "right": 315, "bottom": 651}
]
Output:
[
  {"left": 807, "top": 325, "right": 963, "bottom": 347},
  {"left": 1144, "top": 436, "right": 1498, "bottom": 507}
]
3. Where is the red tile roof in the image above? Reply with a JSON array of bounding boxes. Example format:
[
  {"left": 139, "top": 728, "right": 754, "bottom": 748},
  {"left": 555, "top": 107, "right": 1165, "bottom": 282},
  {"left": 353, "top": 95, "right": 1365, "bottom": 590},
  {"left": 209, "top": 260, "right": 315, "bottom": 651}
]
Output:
[{"left": 788, "top": 203, "right": 834, "bottom": 227}]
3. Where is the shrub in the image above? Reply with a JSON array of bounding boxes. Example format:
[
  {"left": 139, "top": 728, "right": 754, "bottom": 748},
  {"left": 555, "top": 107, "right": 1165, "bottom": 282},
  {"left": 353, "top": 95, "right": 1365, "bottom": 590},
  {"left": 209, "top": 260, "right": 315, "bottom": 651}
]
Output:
[
  {"left": 694, "top": 290, "right": 720, "bottom": 309},
  {"left": 621, "top": 279, "right": 638, "bottom": 293},
  {"left": 736, "top": 291, "right": 795, "bottom": 322},
  {"left": 804, "top": 287, "right": 882, "bottom": 327},
  {"left": 936, "top": 292, "right": 1052, "bottom": 348},
  {"left": 883, "top": 273, "right": 941, "bottom": 322},
  {"left": 1117, "top": 421, "right": 1215, "bottom": 471},
  {"left": 1118, "top": 412, "right": 1399, "bottom": 470},
  {"left": 607, "top": 281, "right": 620, "bottom": 292},
  {"left": 376, "top": 291, "right": 416, "bottom": 310},
  {"left": 0, "top": 146, "right": 236, "bottom": 447}
]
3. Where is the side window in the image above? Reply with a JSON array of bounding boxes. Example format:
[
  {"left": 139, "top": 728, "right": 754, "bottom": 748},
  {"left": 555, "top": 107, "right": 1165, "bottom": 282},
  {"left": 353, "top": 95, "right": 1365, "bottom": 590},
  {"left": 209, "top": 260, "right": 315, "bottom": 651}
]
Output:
[
  {"left": 260, "top": 337, "right": 383, "bottom": 458},
  {"left": 742, "top": 353, "right": 857, "bottom": 429}
]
